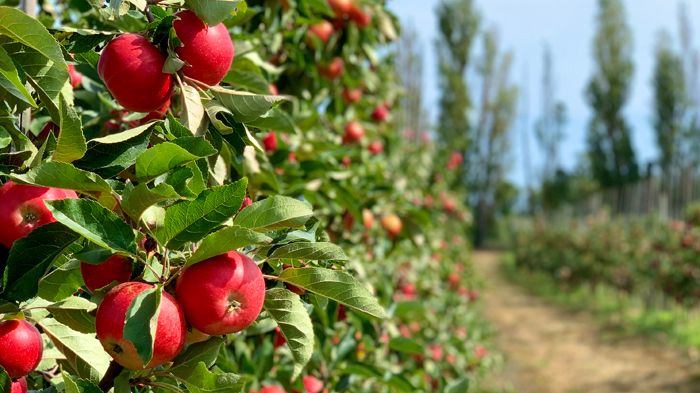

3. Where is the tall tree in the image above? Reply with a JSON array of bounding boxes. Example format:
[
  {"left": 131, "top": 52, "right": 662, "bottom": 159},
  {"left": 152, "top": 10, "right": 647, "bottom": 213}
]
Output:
[
  {"left": 652, "top": 31, "right": 685, "bottom": 178},
  {"left": 534, "top": 45, "right": 567, "bottom": 181},
  {"left": 434, "top": 0, "right": 479, "bottom": 150},
  {"left": 677, "top": 1, "right": 700, "bottom": 167},
  {"left": 469, "top": 29, "right": 519, "bottom": 246},
  {"left": 586, "top": 0, "right": 638, "bottom": 188},
  {"left": 396, "top": 23, "right": 429, "bottom": 135}
]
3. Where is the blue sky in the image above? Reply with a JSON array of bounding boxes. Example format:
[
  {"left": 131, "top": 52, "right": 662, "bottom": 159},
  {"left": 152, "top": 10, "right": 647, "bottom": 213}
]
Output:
[{"left": 388, "top": 0, "right": 700, "bottom": 187}]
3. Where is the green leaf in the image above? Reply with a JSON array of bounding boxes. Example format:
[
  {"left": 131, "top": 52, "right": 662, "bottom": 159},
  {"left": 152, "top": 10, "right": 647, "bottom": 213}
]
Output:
[
  {"left": 180, "top": 82, "right": 205, "bottom": 134},
  {"left": 121, "top": 182, "right": 180, "bottom": 221},
  {"left": 135, "top": 137, "right": 217, "bottom": 181},
  {"left": 38, "top": 317, "right": 111, "bottom": 380},
  {"left": 444, "top": 378, "right": 470, "bottom": 393},
  {"left": 11, "top": 161, "right": 114, "bottom": 205},
  {"left": 210, "top": 87, "right": 286, "bottom": 123},
  {"left": 278, "top": 268, "right": 386, "bottom": 319},
  {"left": 185, "top": 0, "right": 241, "bottom": 25},
  {"left": 123, "top": 285, "right": 162, "bottom": 366},
  {"left": 233, "top": 196, "right": 312, "bottom": 232},
  {"left": 0, "top": 368, "right": 10, "bottom": 393},
  {"left": 0, "top": 45, "right": 36, "bottom": 107},
  {"left": 247, "top": 108, "right": 295, "bottom": 133},
  {"left": 74, "top": 123, "right": 153, "bottom": 178},
  {"left": 2, "top": 223, "right": 80, "bottom": 302},
  {"left": 182, "top": 362, "right": 244, "bottom": 393},
  {"left": 0, "top": 7, "right": 65, "bottom": 64},
  {"left": 46, "top": 199, "right": 136, "bottom": 254},
  {"left": 155, "top": 178, "right": 247, "bottom": 248},
  {"left": 264, "top": 288, "right": 314, "bottom": 380},
  {"left": 170, "top": 337, "right": 224, "bottom": 379},
  {"left": 38, "top": 259, "right": 83, "bottom": 302},
  {"left": 47, "top": 296, "right": 97, "bottom": 334},
  {"left": 53, "top": 94, "right": 87, "bottom": 163},
  {"left": 268, "top": 242, "right": 348, "bottom": 261},
  {"left": 187, "top": 225, "right": 271, "bottom": 265},
  {"left": 10, "top": 45, "right": 69, "bottom": 121},
  {"left": 62, "top": 369, "right": 103, "bottom": 393},
  {"left": 388, "top": 337, "right": 423, "bottom": 355}
]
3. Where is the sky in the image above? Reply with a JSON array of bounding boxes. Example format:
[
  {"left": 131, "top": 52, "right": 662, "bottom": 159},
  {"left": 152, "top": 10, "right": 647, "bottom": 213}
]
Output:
[{"left": 387, "top": 0, "right": 700, "bottom": 188}]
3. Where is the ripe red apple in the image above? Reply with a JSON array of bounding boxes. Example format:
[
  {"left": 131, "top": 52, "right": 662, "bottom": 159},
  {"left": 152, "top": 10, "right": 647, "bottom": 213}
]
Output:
[
  {"left": 368, "top": 141, "right": 383, "bottom": 155},
  {"left": 328, "top": 0, "right": 353, "bottom": 17},
  {"left": 448, "top": 273, "right": 460, "bottom": 288},
  {"left": 306, "top": 20, "right": 334, "bottom": 47},
  {"left": 273, "top": 326, "right": 286, "bottom": 348},
  {"left": 341, "top": 156, "right": 351, "bottom": 167},
  {"left": 10, "top": 377, "right": 26, "bottom": 393},
  {"left": 36, "top": 122, "right": 59, "bottom": 142},
  {"left": 269, "top": 84, "right": 279, "bottom": 96},
  {"left": 303, "top": 376, "right": 324, "bottom": 393},
  {"left": 98, "top": 34, "right": 172, "bottom": 112},
  {"left": 96, "top": 282, "right": 186, "bottom": 370},
  {"left": 0, "top": 320, "right": 43, "bottom": 379},
  {"left": 175, "top": 251, "right": 265, "bottom": 335},
  {"left": 343, "top": 121, "right": 364, "bottom": 144},
  {"left": 239, "top": 195, "right": 252, "bottom": 211},
  {"left": 80, "top": 255, "right": 133, "bottom": 292},
  {"left": 0, "top": 181, "right": 78, "bottom": 248},
  {"left": 474, "top": 345, "right": 488, "bottom": 359},
  {"left": 342, "top": 87, "right": 362, "bottom": 104},
  {"left": 258, "top": 386, "right": 286, "bottom": 393},
  {"left": 430, "top": 344, "right": 443, "bottom": 361},
  {"left": 446, "top": 151, "right": 463, "bottom": 170},
  {"left": 68, "top": 64, "right": 83, "bottom": 88},
  {"left": 263, "top": 132, "right": 278, "bottom": 153},
  {"left": 317, "top": 57, "right": 344, "bottom": 80},
  {"left": 348, "top": 5, "right": 371, "bottom": 27},
  {"left": 380, "top": 213, "right": 402, "bottom": 238},
  {"left": 174, "top": 10, "right": 234, "bottom": 86},
  {"left": 371, "top": 104, "right": 389, "bottom": 122}
]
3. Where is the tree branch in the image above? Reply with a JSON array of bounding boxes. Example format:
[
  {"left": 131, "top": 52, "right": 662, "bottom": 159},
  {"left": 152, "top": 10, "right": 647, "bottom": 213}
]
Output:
[{"left": 98, "top": 361, "right": 124, "bottom": 392}]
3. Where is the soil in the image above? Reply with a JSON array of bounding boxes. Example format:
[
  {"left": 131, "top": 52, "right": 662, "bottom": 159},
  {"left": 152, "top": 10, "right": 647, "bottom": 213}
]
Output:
[{"left": 474, "top": 250, "right": 700, "bottom": 393}]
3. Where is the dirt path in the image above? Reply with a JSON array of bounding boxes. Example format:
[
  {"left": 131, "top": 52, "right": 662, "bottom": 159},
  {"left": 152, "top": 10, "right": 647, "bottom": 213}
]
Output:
[{"left": 474, "top": 250, "right": 700, "bottom": 393}]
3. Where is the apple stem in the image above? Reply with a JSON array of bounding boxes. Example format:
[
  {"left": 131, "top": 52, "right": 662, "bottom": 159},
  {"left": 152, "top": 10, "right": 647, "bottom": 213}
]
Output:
[
  {"left": 98, "top": 361, "right": 124, "bottom": 392},
  {"left": 262, "top": 274, "right": 279, "bottom": 281},
  {"left": 144, "top": 6, "right": 154, "bottom": 23}
]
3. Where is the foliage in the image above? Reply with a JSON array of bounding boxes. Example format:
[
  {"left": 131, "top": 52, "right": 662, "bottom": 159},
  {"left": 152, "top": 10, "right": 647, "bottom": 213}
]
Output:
[
  {"left": 586, "top": 0, "right": 638, "bottom": 189},
  {"left": 0, "top": 0, "right": 497, "bottom": 392}
]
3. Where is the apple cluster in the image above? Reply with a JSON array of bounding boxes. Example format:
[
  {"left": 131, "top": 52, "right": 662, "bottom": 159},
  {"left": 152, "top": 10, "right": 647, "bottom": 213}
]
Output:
[{"left": 98, "top": 10, "right": 234, "bottom": 113}]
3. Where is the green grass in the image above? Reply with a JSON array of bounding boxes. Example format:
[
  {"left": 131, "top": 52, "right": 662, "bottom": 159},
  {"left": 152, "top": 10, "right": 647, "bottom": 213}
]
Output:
[{"left": 501, "top": 253, "right": 700, "bottom": 352}]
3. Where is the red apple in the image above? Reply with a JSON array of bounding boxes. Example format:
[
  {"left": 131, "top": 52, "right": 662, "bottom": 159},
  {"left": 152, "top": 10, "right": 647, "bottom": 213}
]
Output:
[
  {"left": 263, "top": 132, "right": 278, "bottom": 153},
  {"left": 175, "top": 251, "right": 265, "bottom": 335},
  {"left": 328, "top": 0, "right": 353, "bottom": 17},
  {"left": 96, "top": 282, "right": 186, "bottom": 370},
  {"left": 80, "top": 255, "right": 133, "bottom": 292},
  {"left": 98, "top": 34, "right": 172, "bottom": 112},
  {"left": 259, "top": 386, "right": 286, "bottom": 393},
  {"left": 371, "top": 104, "right": 389, "bottom": 122},
  {"left": 474, "top": 345, "right": 488, "bottom": 359},
  {"left": 341, "top": 156, "right": 351, "bottom": 167},
  {"left": 0, "top": 181, "right": 78, "bottom": 248},
  {"left": 273, "top": 326, "right": 286, "bottom": 348},
  {"left": 174, "top": 10, "right": 234, "bottom": 86},
  {"left": 348, "top": 5, "right": 371, "bottom": 27},
  {"left": 337, "top": 304, "right": 347, "bottom": 321},
  {"left": 269, "top": 84, "right": 279, "bottom": 96},
  {"left": 448, "top": 273, "right": 460, "bottom": 288},
  {"left": 239, "top": 195, "right": 253, "bottom": 211},
  {"left": 342, "top": 87, "right": 362, "bottom": 104},
  {"left": 430, "top": 344, "right": 443, "bottom": 361},
  {"left": 37, "top": 122, "right": 59, "bottom": 142},
  {"left": 0, "top": 320, "right": 43, "bottom": 379},
  {"left": 368, "top": 141, "right": 383, "bottom": 155},
  {"left": 317, "top": 57, "right": 344, "bottom": 80},
  {"left": 68, "top": 64, "right": 83, "bottom": 88},
  {"left": 10, "top": 377, "right": 26, "bottom": 393},
  {"left": 343, "top": 121, "right": 364, "bottom": 144},
  {"left": 306, "top": 20, "right": 334, "bottom": 47},
  {"left": 303, "top": 376, "right": 324, "bottom": 393}
]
